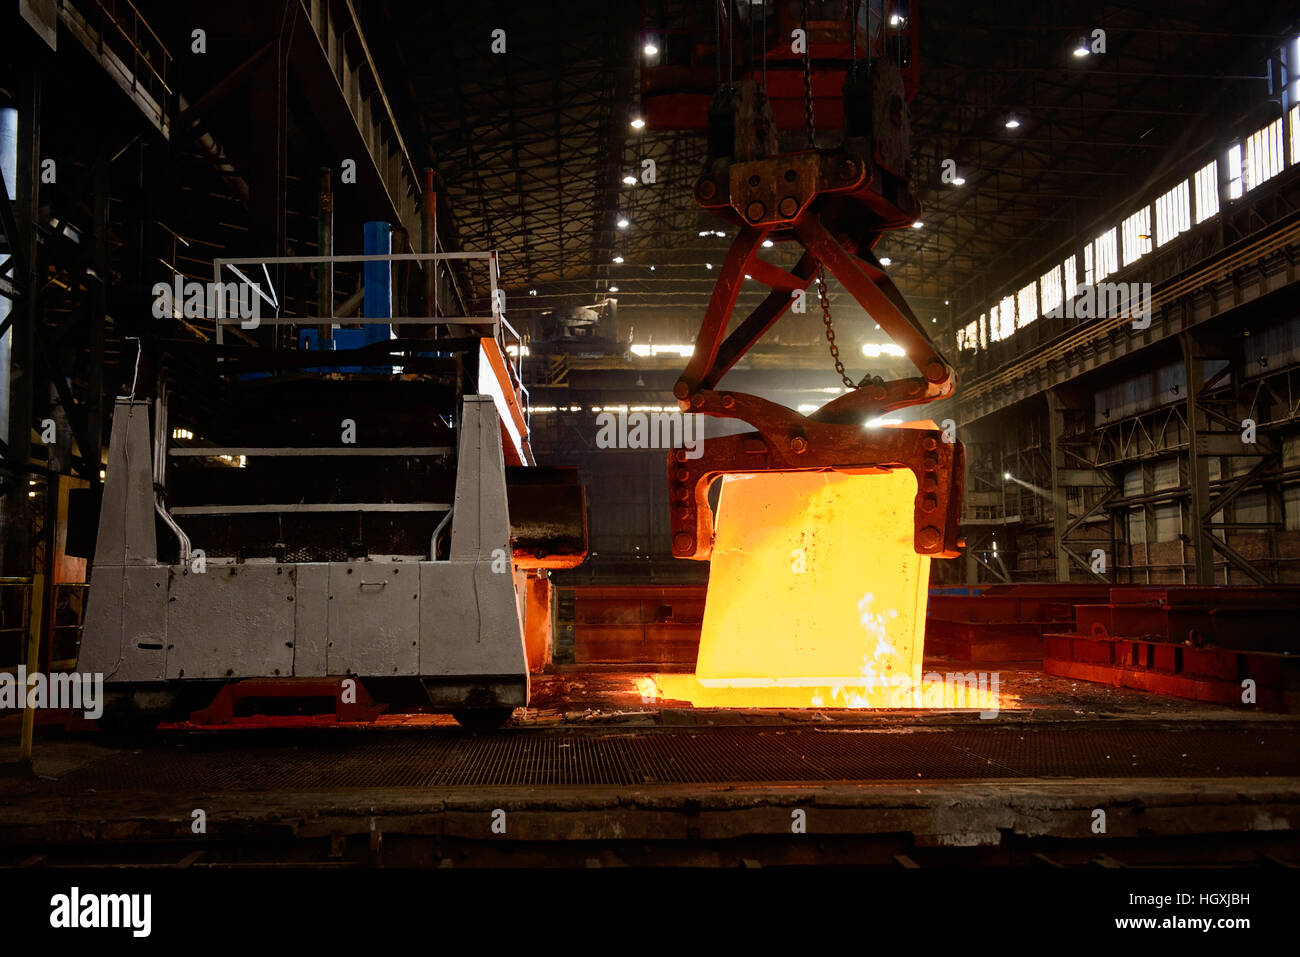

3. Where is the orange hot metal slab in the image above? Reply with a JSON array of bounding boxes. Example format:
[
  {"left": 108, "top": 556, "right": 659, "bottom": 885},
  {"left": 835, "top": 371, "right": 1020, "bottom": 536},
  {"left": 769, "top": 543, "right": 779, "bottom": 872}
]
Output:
[{"left": 654, "top": 469, "right": 931, "bottom": 709}]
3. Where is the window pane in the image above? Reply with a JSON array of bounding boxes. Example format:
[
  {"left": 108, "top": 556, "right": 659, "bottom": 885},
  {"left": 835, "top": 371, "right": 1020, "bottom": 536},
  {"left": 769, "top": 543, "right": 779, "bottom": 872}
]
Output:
[
  {"left": 1094, "top": 228, "right": 1118, "bottom": 281},
  {"left": 1194, "top": 160, "right": 1219, "bottom": 222},
  {"left": 1154, "top": 180, "right": 1191, "bottom": 246},
  {"left": 1153, "top": 504, "right": 1180, "bottom": 542},
  {"left": 1017, "top": 282, "right": 1038, "bottom": 327},
  {"left": 1226, "top": 144, "right": 1243, "bottom": 199},
  {"left": 1040, "top": 265, "right": 1063, "bottom": 317},
  {"left": 998, "top": 296, "right": 1015, "bottom": 339},
  {"left": 1122, "top": 207, "right": 1152, "bottom": 266},
  {"left": 1284, "top": 485, "right": 1300, "bottom": 531},
  {"left": 1244, "top": 118, "right": 1284, "bottom": 190}
]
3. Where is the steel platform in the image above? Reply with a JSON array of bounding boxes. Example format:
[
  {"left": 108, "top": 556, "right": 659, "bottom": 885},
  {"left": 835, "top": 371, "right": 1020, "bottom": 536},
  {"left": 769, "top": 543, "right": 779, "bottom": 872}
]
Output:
[{"left": 2, "top": 702, "right": 1298, "bottom": 867}]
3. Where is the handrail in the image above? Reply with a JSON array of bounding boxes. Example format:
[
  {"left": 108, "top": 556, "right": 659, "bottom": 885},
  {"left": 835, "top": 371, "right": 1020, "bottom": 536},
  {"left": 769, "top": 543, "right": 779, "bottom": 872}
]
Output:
[
  {"left": 208, "top": 250, "right": 526, "bottom": 405},
  {"left": 211, "top": 251, "right": 505, "bottom": 331}
]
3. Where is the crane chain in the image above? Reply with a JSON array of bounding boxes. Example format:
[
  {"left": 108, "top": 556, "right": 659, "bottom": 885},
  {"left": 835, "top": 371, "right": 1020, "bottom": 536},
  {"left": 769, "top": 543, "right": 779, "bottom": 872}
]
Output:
[{"left": 801, "top": 0, "right": 857, "bottom": 391}]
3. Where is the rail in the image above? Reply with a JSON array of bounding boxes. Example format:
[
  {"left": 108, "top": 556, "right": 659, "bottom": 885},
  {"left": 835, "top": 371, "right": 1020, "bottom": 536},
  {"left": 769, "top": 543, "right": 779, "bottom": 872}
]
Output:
[
  {"left": 0, "top": 578, "right": 89, "bottom": 672},
  {"left": 58, "top": 0, "right": 173, "bottom": 136},
  {"left": 209, "top": 249, "right": 528, "bottom": 427}
]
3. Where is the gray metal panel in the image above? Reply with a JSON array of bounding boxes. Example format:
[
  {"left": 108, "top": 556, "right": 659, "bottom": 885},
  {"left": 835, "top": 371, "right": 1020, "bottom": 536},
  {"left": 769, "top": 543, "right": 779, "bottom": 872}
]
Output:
[
  {"left": 78, "top": 565, "right": 125, "bottom": 678},
  {"left": 94, "top": 399, "right": 157, "bottom": 566},
  {"left": 293, "top": 564, "right": 329, "bottom": 677},
  {"left": 419, "top": 561, "right": 527, "bottom": 679},
  {"left": 166, "top": 566, "right": 296, "bottom": 679},
  {"left": 326, "top": 562, "right": 420, "bottom": 676},
  {"left": 84, "top": 565, "right": 169, "bottom": 683},
  {"left": 119, "top": 565, "right": 169, "bottom": 681},
  {"left": 425, "top": 395, "right": 529, "bottom": 691},
  {"left": 450, "top": 397, "right": 513, "bottom": 560},
  {"left": 79, "top": 399, "right": 165, "bottom": 680},
  {"left": 513, "top": 567, "right": 528, "bottom": 631}
]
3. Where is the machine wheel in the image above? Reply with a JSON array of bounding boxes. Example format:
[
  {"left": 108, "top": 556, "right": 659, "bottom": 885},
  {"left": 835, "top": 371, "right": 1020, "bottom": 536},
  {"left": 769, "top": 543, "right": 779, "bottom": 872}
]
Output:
[
  {"left": 451, "top": 707, "right": 514, "bottom": 731},
  {"left": 96, "top": 707, "right": 161, "bottom": 741}
]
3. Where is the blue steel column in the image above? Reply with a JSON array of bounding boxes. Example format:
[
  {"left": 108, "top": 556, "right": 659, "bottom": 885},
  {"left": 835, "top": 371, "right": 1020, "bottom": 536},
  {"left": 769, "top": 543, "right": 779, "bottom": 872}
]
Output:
[{"left": 362, "top": 220, "right": 393, "bottom": 341}]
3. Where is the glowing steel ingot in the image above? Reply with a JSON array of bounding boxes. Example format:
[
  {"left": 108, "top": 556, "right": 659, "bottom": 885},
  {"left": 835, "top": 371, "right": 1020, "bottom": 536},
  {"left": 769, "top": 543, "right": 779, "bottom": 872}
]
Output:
[{"left": 686, "top": 468, "right": 929, "bottom": 707}]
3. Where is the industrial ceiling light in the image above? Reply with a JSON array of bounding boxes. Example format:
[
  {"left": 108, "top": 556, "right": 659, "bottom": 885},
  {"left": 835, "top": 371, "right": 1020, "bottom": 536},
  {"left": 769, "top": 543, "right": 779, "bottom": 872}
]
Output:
[
  {"left": 528, "top": 289, "right": 537, "bottom": 296},
  {"left": 762, "top": 239, "right": 774, "bottom": 248},
  {"left": 613, "top": 255, "right": 624, "bottom": 263},
  {"left": 1073, "top": 37, "right": 1090, "bottom": 57},
  {"left": 705, "top": 262, "right": 713, "bottom": 269},
  {"left": 644, "top": 41, "right": 659, "bottom": 56},
  {"left": 952, "top": 176, "right": 966, "bottom": 185},
  {"left": 630, "top": 116, "right": 646, "bottom": 130},
  {"left": 889, "top": 13, "right": 905, "bottom": 26},
  {"left": 617, "top": 217, "right": 630, "bottom": 228},
  {"left": 931, "top": 316, "right": 937, "bottom": 323},
  {"left": 879, "top": 256, "right": 892, "bottom": 265},
  {"left": 622, "top": 174, "right": 637, "bottom": 186},
  {"left": 609, "top": 285, "right": 619, "bottom": 292},
  {"left": 1003, "top": 472, "right": 1012, "bottom": 480},
  {"left": 911, "top": 220, "right": 924, "bottom": 228},
  {"left": 1005, "top": 114, "right": 1021, "bottom": 129}
]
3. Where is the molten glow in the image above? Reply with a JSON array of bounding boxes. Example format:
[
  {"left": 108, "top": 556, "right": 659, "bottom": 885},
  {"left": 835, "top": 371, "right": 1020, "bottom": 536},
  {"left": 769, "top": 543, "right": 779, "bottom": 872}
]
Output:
[
  {"left": 671, "top": 469, "right": 930, "bottom": 707},
  {"left": 647, "top": 670, "right": 1017, "bottom": 711}
]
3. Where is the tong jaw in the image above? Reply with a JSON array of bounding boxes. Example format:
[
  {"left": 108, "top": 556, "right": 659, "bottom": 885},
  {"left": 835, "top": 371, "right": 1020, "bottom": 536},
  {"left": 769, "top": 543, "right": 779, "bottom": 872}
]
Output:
[
  {"left": 668, "top": 391, "right": 964, "bottom": 561},
  {"left": 670, "top": 147, "right": 965, "bottom": 563}
]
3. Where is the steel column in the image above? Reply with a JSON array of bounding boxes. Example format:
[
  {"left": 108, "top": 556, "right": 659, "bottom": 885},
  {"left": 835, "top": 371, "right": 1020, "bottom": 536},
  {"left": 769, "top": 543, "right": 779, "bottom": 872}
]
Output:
[
  {"left": 1181, "top": 331, "right": 1215, "bottom": 584},
  {"left": 316, "top": 168, "right": 333, "bottom": 342},
  {"left": 2, "top": 71, "right": 41, "bottom": 576},
  {"left": 1046, "top": 389, "right": 1071, "bottom": 583}
]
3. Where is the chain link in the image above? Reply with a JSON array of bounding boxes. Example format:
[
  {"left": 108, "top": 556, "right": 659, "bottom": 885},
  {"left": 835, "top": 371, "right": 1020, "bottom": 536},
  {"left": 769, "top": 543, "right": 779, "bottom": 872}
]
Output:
[
  {"left": 802, "top": 0, "right": 855, "bottom": 390},
  {"left": 817, "top": 265, "right": 855, "bottom": 389}
]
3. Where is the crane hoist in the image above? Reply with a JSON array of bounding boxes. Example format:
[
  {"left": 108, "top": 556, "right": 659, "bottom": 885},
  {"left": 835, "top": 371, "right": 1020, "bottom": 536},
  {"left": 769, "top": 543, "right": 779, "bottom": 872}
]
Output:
[{"left": 645, "top": 0, "right": 964, "bottom": 705}]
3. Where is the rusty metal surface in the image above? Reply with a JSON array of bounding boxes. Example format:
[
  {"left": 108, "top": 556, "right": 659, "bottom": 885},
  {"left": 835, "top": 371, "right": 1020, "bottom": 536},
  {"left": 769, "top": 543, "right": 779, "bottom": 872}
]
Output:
[
  {"left": 45, "top": 723, "right": 1300, "bottom": 792},
  {"left": 667, "top": 408, "right": 963, "bottom": 560},
  {"left": 695, "top": 150, "right": 868, "bottom": 228},
  {"left": 668, "top": 146, "right": 963, "bottom": 566}
]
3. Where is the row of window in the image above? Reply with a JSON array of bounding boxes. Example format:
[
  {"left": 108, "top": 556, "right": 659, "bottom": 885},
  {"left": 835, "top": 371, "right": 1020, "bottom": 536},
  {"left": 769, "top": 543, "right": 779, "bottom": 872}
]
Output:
[{"left": 956, "top": 107, "right": 1299, "bottom": 354}]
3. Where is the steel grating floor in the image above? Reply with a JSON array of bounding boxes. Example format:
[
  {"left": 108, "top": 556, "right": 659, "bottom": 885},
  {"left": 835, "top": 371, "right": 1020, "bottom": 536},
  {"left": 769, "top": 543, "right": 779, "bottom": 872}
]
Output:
[{"left": 47, "top": 723, "right": 1300, "bottom": 791}]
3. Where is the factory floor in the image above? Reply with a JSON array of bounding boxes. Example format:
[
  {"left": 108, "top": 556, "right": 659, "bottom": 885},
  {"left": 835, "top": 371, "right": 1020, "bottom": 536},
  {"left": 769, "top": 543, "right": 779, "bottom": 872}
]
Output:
[{"left": 1, "top": 662, "right": 1297, "bottom": 867}]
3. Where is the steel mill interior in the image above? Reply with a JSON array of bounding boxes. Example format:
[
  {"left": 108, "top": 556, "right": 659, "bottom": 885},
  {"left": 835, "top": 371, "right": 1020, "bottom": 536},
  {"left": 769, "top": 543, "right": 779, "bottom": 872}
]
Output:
[{"left": 2, "top": 0, "right": 1300, "bottom": 884}]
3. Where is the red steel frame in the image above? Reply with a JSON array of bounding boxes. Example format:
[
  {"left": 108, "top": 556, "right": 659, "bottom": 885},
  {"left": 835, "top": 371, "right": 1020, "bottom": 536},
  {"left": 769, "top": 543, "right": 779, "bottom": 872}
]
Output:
[{"left": 668, "top": 145, "right": 964, "bottom": 561}]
